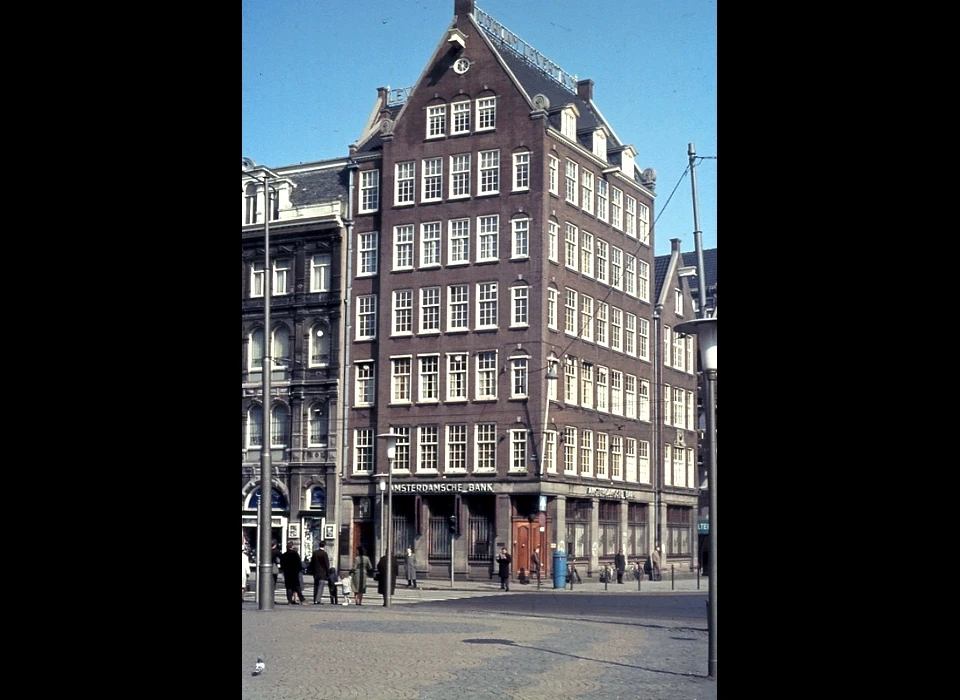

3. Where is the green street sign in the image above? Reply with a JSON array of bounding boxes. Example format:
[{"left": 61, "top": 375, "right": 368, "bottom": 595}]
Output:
[{"left": 697, "top": 519, "right": 710, "bottom": 534}]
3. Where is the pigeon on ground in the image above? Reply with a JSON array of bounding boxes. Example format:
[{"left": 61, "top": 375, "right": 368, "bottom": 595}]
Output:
[{"left": 252, "top": 658, "right": 265, "bottom": 676}]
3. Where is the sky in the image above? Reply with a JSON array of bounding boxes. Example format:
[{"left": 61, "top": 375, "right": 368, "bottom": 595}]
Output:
[{"left": 242, "top": 0, "right": 716, "bottom": 258}]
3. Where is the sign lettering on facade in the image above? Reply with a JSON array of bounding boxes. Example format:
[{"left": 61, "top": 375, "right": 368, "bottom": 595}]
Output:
[
  {"left": 584, "top": 487, "right": 631, "bottom": 499},
  {"left": 392, "top": 482, "right": 496, "bottom": 493}
]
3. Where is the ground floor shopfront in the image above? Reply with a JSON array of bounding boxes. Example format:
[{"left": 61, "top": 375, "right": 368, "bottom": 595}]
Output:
[{"left": 338, "top": 480, "right": 699, "bottom": 581}]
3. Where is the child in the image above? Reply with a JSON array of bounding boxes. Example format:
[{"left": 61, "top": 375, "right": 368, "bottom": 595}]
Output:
[
  {"left": 339, "top": 570, "right": 353, "bottom": 605},
  {"left": 327, "top": 566, "right": 339, "bottom": 605}
]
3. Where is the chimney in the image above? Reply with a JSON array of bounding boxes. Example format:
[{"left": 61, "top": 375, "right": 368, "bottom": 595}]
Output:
[
  {"left": 671, "top": 238, "right": 681, "bottom": 253},
  {"left": 455, "top": 0, "right": 474, "bottom": 18},
  {"left": 577, "top": 79, "right": 594, "bottom": 101}
]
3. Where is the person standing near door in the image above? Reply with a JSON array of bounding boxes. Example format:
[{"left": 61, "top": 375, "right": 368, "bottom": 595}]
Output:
[
  {"left": 496, "top": 547, "right": 512, "bottom": 591},
  {"left": 651, "top": 545, "right": 662, "bottom": 581},
  {"left": 309, "top": 543, "right": 331, "bottom": 605},
  {"left": 615, "top": 549, "right": 626, "bottom": 584},
  {"left": 280, "top": 541, "right": 306, "bottom": 605},
  {"left": 530, "top": 547, "right": 541, "bottom": 588}
]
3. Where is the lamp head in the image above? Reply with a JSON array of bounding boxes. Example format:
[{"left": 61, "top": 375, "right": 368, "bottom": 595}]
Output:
[{"left": 674, "top": 317, "right": 717, "bottom": 372}]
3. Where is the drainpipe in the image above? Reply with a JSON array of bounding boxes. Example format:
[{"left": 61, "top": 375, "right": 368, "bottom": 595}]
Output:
[
  {"left": 337, "top": 158, "right": 357, "bottom": 572},
  {"left": 652, "top": 305, "right": 662, "bottom": 552}
]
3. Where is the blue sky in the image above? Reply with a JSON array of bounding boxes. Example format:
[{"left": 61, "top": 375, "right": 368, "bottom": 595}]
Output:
[{"left": 242, "top": 0, "right": 716, "bottom": 258}]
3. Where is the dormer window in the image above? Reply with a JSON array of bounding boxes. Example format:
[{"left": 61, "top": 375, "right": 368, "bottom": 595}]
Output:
[
  {"left": 592, "top": 129, "right": 607, "bottom": 160},
  {"left": 243, "top": 182, "right": 281, "bottom": 225},
  {"left": 561, "top": 105, "right": 579, "bottom": 141},
  {"left": 620, "top": 145, "right": 637, "bottom": 177}
]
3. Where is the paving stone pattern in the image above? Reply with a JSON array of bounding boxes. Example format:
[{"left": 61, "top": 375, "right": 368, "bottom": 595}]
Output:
[{"left": 242, "top": 599, "right": 716, "bottom": 700}]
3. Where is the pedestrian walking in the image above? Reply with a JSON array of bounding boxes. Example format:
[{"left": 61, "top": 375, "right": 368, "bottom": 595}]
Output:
[
  {"left": 615, "top": 548, "right": 626, "bottom": 584},
  {"left": 242, "top": 547, "right": 251, "bottom": 602},
  {"left": 651, "top": 545, "right": 662, "bottom": 581},
  {"left": 309, "top": 543, "right": 331, "bottom": 604},
  {"left": 496, "top": 547, "right": 512, "bottom": 591},
  {"left": 530, "top": 547, "right": 541, "bottom": 588},
  {"left": 280, "top": 540, "right": 307, "bottom": 604},
  {"left": 404, "top": 547, "right": 417, "bottom": 588},
  {"left": 377, "top": 553, "right": 399, "bottom": 606},
  {"left": 269, "top": 539, "right": 282, "bottom": 598},
  {"left": 351, "top": 546, "right": 374, "bottom": 606},
  {"left": 339, "top": 570, "right": 353, "bottom": 605}
]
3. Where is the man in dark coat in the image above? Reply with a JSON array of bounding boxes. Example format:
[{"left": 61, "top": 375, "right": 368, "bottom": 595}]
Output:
[
  {"left": 615, "top": 548, "right": 626, "bottom": 584},
  {"left": 310, "top": 543, "right": 331, "bottom": 605},
  {"left": 376, "top": 553, "right": 399, "bottom": 606},
  {"left": 530, "top": 547, "right": 542, "bottom": 588},
  {"left": 496, "top": 547, "right": 512, "bottom": 591},
  {"left": 279, "top": 541, "right": 306, "bottom": 605}
]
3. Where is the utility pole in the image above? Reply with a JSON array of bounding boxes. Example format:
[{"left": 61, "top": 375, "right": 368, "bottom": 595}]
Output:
[{"left": 688, "top": 143, "right": 708, "bottom": 316}]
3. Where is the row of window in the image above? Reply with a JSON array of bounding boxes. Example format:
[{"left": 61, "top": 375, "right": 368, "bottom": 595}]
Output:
[
  {"left": 245, "top": 323, "right": 332, "bottom": 372},
  {"left": 351, "top": 426, "right": 683, "bottom": 484},
  {"left": 245, "top": 402, "right": 329, "bottom": 449},
  {"left": 426, "top": 96, "right": 497, "bottom": 140},
  {"left": 549, "top": 155, "right": 650, "bottom": 244},
  {"left": 249, "top": 254, "right": 332, "bottom": 297},
  {"left": 551, "top": 222, "right": 651, "bottom": 300},
  {"left": 549, "top": 288, "right": 650, "bottom": 359},
  {"left": 394, "top": 148, "right": 529, "bottom": 205}
]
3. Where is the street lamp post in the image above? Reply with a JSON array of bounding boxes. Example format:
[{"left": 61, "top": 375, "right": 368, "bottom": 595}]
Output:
[
  {"left": 376, "top": 475, "right": 388, "bottom": 560},
  {"left": 244, "top": 157, "right": 275, "bottom": 612},
  {"left": 377, "top": 433, "right": 402, "bottom": 608},
  {"left": 674, "top": 316, "right": 716, "bottom": 680}
]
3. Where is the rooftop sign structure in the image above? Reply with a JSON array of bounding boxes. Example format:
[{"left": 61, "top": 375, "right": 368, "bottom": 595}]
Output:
[{"left": 475, "top": 7, "right": 578, "bottom": 93}]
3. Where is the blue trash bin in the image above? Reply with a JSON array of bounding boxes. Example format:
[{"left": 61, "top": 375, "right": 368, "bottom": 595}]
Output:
[{"left": 552, "top": 551, "right": 567, "bottom": 589}]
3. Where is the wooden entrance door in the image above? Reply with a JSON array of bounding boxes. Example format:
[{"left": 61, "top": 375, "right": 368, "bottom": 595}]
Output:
[{"left": 512, "top": 520, "right": 541, "bottom": 579}]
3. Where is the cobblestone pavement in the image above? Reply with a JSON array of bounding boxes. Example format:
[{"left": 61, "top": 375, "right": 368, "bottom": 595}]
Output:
[{"left": 242, "top": 580, "right": 716, "bottom": 700}]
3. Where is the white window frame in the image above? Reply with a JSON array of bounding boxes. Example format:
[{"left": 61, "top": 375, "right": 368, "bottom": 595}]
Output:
[
  {"left": 510, "top": 430, "right": 528, "bottom": 472},
  {"left": 427, "top": 105, "right": 446, "bottom": 139},
  {"left": 513, "top": 151, "right": 530, "bottom": 191},
  {"left": 611, "top": 247, "right": 623, "bottom": 290},
  {"left": 580, "top": 231, "right": 594, "bottom": 278},
  {"left": 310, "top": 254, "right": 331, "bottom": 293},
  {"left": 565, "top": 159, "right": 578, "bottom": 205},
  {"left": 450, "top": 154, "right": 471, "bottom": 199},
  {"left": 420, "top": 286, "right": 441, "bottom": 334},
  {"left": 477, "top": 215, "right": 499, "bottom": 262},
  {"left": 420, "top": 222, "right": 441, "bottom": 268},
  {"left": 580, "top": 429, "right": 593, "bottom": 477},
  {"left": 548, "top": 155, "right": 559, "bottom": 195},
  {"left": 580, "top": 295, "right": 594, "bottom": 342},
  {"left": 638, "top": 202, "right": 650, "bottom": 245},
  {"left": 625, "top": 254, "right": 637, "bottom": 297},
  {"left": 511, "top": 218, "right": 529, "bottom": 259},
  {"left": 625, "top": 195, "right": 637, "bottom": 239},
  {"left": 418, "top": 425, "right": 439, "bottom": 472},
  {"left": 564, "top": 357, "right": 578, "bottom": 404},
  {"left": 581, "top": 170, "right": 594, "bottom": 214},
  {"left": 476, "top": 96, "right": 496, "bottom": 131},
  {"left": 564, "top": 223, "right": 579, "bottom": 270},
  {"left": 475, "top": 351, "right": 498, "bottom": 401},
  {"left": 625, "top": 313, "right": 637, "bottom": 357},
  {"left": 625, "top": 374, "right": 637, "bottom": 419},
  {"left": 447, "top": 284, "right": 469, "bottom": 331},
  {"left": 511, "top": 286, "right": 529, "bottom": 328},
  {"left": 510, "top": 356, "right": 529, "bottom": 398},
  {"left": 451, "top": 100, "right": 471, "bottom": 135},
  {"left": 422, "top": 157, "right": 443, "bottom": 202},
  {"left": 596, "top": 179, "right": 608, "bottom": 222},
  {"left": 596, "top": 302, "right": 608, "bottom": 347},
  {"left": 675, "top": 289, "right": 684, "bottom": 317},
  {"left": 592, "top": 129, "right": 607, "bottom": 160},
  {"left": 358, "top": 232, "right": 378, "bottom": 276},
  {"left": 393, "top": 225, "right": 414, "bottom": 271},
  {"left": 478, "top": 149, "right": 500, "bottom": 195},
  {"left": 272, "top": 258, "right": 291, "bottom": 296},
  {"left": 547, "top": 288, "right": 558, "bottom": 330},
  {"left": 638, "top": 440, "right": 650, "bottom": 483},
  {"left": 355, "top": 362, "right": 375, "bottom": 407},
  {"left": 638, "top": 260, "right": 650, "bottom": 302},
  {"left": 446, "top": 353, "right": 468, "bottom": 402},
  {"left": 418, "top": 355, "right": 440, "bottom": 403},
  {"left": 596, "top": 239, "right": 608, "bottom": 285},
  {"left": 359, "top": 170, "right": 379, "bottom": 213},
  {"left": 391, "top": 357, "right": 412, "bottom": 404},
  {"left": 611, "top": 435, "right": 623, "bottom": 481},
  {"left": 446, "top": 424, "right": 468, "bottom": 471},
  {"left": 392, "top": 290, "right": 413, "bottom": 336},
  {"left": 476, "top": 281, "right": 499, "bottom": 329},
  {"left": 564, "top": 427, "right": 578, "bottom": 474},
  {"left": 596, "top": 366, "right": 609, "bottom": 413},
  {"left": 638, "top": 318, "right": 650, "bottom": 361},
  {"left": 611, "top": 187, "right": 623, "bottom": 230},
  {"left": 564, "top": 288, "right": 578, "bottom": 338},
  {"left": 356, "top": 295, "right": 377, "bottom": 340},
  {"left": 580, "top": 362, "right": 594, "bottom": 409},
  {"left": 475, "top": 423, "right": 497, "bottom": 472},
  {"left": 611, "top": 369, "right": 623, "bottom": 417},
  {"left": 354, "top": 428, "right": 374, "bottom": 473},
  {"left": 548, "top": 221, "right": 559, "bottom": 262},
  {"left": 596, "top": 432, "right": 607, "bottom": 478},
  {"left": 395, "top": 161, "right": 416, "bottom": 206},
  {"left": 448, "top": 218, "right": 470, "bottom": 265},
  {"left": 611, "top": 307, "right": 623, "bottom": 352}
]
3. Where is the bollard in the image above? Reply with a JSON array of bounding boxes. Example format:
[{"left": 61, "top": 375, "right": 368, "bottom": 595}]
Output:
[
  {"left": 671, "top": 564, "right": 675, "bottom": 590},
  {"left": 604, "top": 566, "right": 609, "bottom": 591}
]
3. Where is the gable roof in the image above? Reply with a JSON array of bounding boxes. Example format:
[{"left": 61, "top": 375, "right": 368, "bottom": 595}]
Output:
[{"left": 655, "top": 246, "right": 717, "bottom": 303}]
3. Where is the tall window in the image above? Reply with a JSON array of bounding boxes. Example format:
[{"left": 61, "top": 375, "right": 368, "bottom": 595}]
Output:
[
  {"left": 513, "top": 151, "right": 530, "bottom": 191},
  {"left": 611, "top": 370, "right": 623, "bottom": 416},
  {"left": 563, "top": 427, "right": 577, "bottom": 473},
  {"left": 420, "top": 287, "right": 440, "bottom": 333},
  {"left": 511, "top": 430, "right": 527, "bottom": 471},
  {"left": 638, "top": 202, "right": 650, "bottom": 245},
  {"left": 422, "top": 157, "right": 443, "bottom": 202},
  {"left": 625, "top": 438, "right": 637, "bottom": 482},
  {"left": 476, "top": 96, "right": 496, "bottom": 130},
  {"left": 391, "top": 358, "right": 411, "bottom": 403},
  {"left": 611, "top": 187, "right": 623, "bottom": 230},
  {"left": 479, "top": 149, "right": 500, "bottom": 195},
  {"left": 392, "top": 290, "right": 412, "bottom": 335},
  {"left": 547, "top": 288, "right": 558, "bottom": 329},
  {"left": 564, "top": 223, "right": 579, "bottom": 270},
  {"left": 596, "top": 366, "right": 608, "bottom": 412},
  {"left": 244, "top": 183, "right": 258, "bottom": 224},
  {"left": 450, "top": 154, "right": 470, "bottom": 198},
  {"left": 638, "top": 440, "right": 650, "bottom": 483},
  {"left": 625, "top": 195, "right": 637, "bottom": 238},
  {"left": 355, "top": 362, "right": 375, "bottom": 406},
  {"left": 272, "top": 259, "right": 291, "bottom": 296},
  {"left": 356, "top": 295, "right": 377, "bottom": 340},
  {"left": 393, "top": 225, "right": 414, "bottom": 270},
  {"left": 511, "top": 357, "right": 528, "bottom": 398},
  {"left": 511, "top": 218, "right": 529, "bottom": 258},
  {"left": 271, "top": 404, "right": 289, "bottom": 447},
  {"left": 448, "top": 284, "right": 469, "bottom": 331},
  {"left": 548, "top": 221, "right": 559, "bottom": 262},
  {"left": 310, "top": 254, "right": 331, "bottom": 292},
  {"left": 359, "top": 170, "right": 379, "bottom": 212},
  {"left": 610, "top": 435, "right": 623, "bottom": 480},
  {"left": 638, "top": 260, "right": 650, "bottom": 302},
  {"left": 638, "top": 318, "right": 650, "bottom": 361},
  {"left": 247, "top": 404, "right": 262, "bottom": 447},
  {"left": 564, "top": 357, "right": 578, "bottom": 404},
  {"left": 580, "top": 429, "right": 593, "bottom": 476},
  {"left": 477, "top": 215, "right": 499, "bottom": 261},
  {"left": 625, "top": 255, "right": 637, "bottom": 297},
  {"left": 611, "top": 247, "right": 623, "bottom": 290},
  {"left": 511, "top": 286, "right": 529, "bottom": 327},
  {"left": 625, "top": 374, "right": 637, "bottom": 419},
  {"left": 564, "top": 289, "right": 578, "bottom": 338},
  {"left": 549, "top": 155, "right": 559, "bottom": 195},
  {"left": 309, "top": 323, "right": 330, "bottom": 366},
  {"left": 581, "top": 170, "right": 594, "bottom": 214},
  {"left": 624, "top": 314, "right": 637, "bottom": 357},
  {"left": 581, "top": 362, "right": 594, "bottom": 409},
  {"left": 580, "top": 231, "right": 594, "bottom": 278},
  {"left": 421, "top": 222, "right": 441, "bottom": 267},
  {"left": 395, "top": 161, "right": 415, "bottom": 205},
  {"left": 580, "top": 295, "right": 594, "bottom": 342},
  {"left": 250, "top": 261, "right": 265, "bottom": 298},
  {"left": 639, "top": 380, "right": 650, "bottom": 421},
  {"left": 544, "top": 431, "right": 557, "bottom": 474},
  {"left": 452, "top": 100, "right": 470, "bottom": 134},
  {"left": 476, "top": 351, "right": 498, "bottom": 399},
  {"left": 476, "top": 423, "right": 497, "bottom": 471},
  {"left": 596, "top": 179, "right": 608, "bottom": 222},
  {"left": 610, "top": 307, "right": 623, "bottom": 352},
  {"left": 477, "top": 282, "right": 498, "bottom": 329},
  {"left": 447, "top": 353, "right": 468, "bottom": 401},
  {"left": 448, "top": 219, "right": 470, "bottom": 264},
  {"left": 446, "top": 424, "right": 467, "bottom": 471},
  {"left": 427, "top": 105, "right": 446, "bottom": 138},
  {"left": 358, "top": 232, "right": 378, "bottom": 275},
  {"left": 419, "top": 356, "right": 439, "bottom": 402},
  {"left": 308, "top": 403, "right": 328, "bottom": 446},
  {"left": 419, "top": 426, "right": 438, "bottom": 471},
  {"left": 596, "top": 302, "right": 608, "bottom": 346},
  {"left": 565, "top": 160, "right": 578, "bottom": 204},
  {"left": 596, "top": 240, "right": 608, "bottom": 284},
  {"left": 354, "top": 429, "right": 373, "bottom": 472},
  {"left": 596, "top": 432, "right": 608, "bottom": 478}
]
